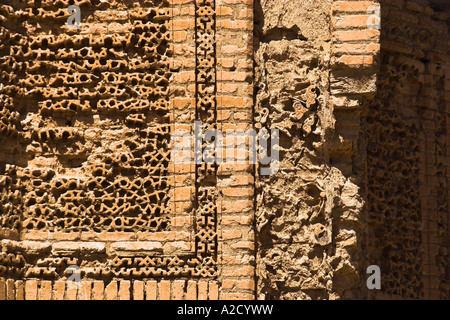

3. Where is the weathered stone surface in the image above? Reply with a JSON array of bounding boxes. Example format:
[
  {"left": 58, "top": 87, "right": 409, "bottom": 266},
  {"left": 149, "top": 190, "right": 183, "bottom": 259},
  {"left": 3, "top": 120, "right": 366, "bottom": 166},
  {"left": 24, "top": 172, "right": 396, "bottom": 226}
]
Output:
[{"left": 254, "top": 0, "right": 449, "bottom": 301}]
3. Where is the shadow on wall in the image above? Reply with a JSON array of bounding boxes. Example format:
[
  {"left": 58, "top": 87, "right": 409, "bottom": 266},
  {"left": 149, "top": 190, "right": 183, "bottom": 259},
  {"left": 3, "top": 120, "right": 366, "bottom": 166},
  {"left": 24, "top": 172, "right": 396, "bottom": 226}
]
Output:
[
  {"left": 254, "top": 0, "right": 449, "bottom": 300},
  {"left": 366, "top": 0, "right": 449, "bottom": 300}
]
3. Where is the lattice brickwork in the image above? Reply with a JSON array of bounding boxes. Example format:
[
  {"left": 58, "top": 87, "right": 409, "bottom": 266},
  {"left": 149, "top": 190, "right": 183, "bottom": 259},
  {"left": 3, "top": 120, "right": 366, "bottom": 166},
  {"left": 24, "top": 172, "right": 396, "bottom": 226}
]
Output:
[{"left": 0, "top": 0, "right": 254, "bottom": 300}]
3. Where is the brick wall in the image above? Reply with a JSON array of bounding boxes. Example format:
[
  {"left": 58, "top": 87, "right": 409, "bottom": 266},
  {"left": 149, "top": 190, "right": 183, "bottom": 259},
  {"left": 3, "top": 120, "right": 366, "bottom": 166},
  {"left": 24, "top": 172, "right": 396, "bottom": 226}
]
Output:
[
  {"left": 331, "top": 0, "right": 380, "bottom": 299},
  {"left": 216, "top": 0, "right": 255, "bottom": 300},
  {"left": 0, "top": 0, "right": 255, "bottom": 300},
  {"left": 0, "top": 0, "right": 449, "bottom": 300},
  {"left": 366, "top": 0, "right": 449, "bottom": 300}
]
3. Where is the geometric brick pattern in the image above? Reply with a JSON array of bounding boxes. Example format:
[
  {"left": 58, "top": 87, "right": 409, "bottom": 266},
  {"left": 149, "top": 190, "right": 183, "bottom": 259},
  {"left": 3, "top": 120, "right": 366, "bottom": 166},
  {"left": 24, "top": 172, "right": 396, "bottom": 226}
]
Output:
[{"left": 1, "top": 0, "right": 254, "bottom": 299}]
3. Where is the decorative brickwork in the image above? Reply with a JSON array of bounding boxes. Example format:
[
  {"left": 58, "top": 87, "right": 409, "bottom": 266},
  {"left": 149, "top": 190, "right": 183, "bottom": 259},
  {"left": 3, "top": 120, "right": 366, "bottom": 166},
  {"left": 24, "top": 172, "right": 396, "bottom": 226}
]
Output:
[
  {"left": 366, "top": 0, "right": 449, "bottom": 300},
  {"left": 0, "top": 0, "right": 449, "bottom": 300},
  {"left": 0, "top": 0, "right": 254, "bottom": 300}
]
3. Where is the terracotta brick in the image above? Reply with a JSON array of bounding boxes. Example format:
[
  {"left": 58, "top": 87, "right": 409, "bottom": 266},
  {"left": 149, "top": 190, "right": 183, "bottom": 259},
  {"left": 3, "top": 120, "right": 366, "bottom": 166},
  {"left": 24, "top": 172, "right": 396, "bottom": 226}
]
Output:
[
  {"left": 218, "top": 163, "right": 252, "bottom": 173},
  {"left": 222, "top": 187, "right": 254, "bottom": 198},
  {"left": 222, "top": 265, "right": 254, "bottom": 277},
  {"left": 105, "top": 281, "right": 118, "bottom": 300},
  {"left": 170, "top": 216, "right": 193, "bottom": 228},
  {"left": 221, "top": 214, "right": 253, "bottom": 225},
  {"left": 145, "top": 280, "right": 158, "bottom": 300},
  {"left": 217, "top": 96, "right": 244, "bottom": 108},
  {"left": 6, "top": 279, "right": 14, "bottom": 300},
  {"left": 92, "top": 281, "right": 104, "bottom": 300},
  {"left": 15, "top": 280, "right": 25, "bottom": 300},
  {"left": 66, "top": 281, "right": 78, "bottom": 300},
  {"left": 230, "top": 241, "right": 255, "bottom": 250},
  {"left": 0, "top": 279, "right": 6, "bottom": 300},
  {"left": 218, "top": 83, "right": 238, "bottom": 93},
  {"left": 171, "top": 280, "right": 185, "bottom": 300},
  {"left": 334, "top": 29, "right": 379, "bottom": 42},
  {"left": 172, "top": 97, "right": 195, "bottom": 110},
  {"left": 173, "top": 44, "right": 194, "bottom": 56},
  {"left": 97, "top": 232, "right": 135, "bottom": 241},
  {"left": 79, "top": 281, "right": 92, "bottom": 300},
  {"left": 220, "top": 254, "right": 254, "bottom": 265},
  {"left": 208, "top": 282, "right": 219, "bottom": 300},
  {"left": 217, "top": 20, "right": 253, "bottom": 31},
  {"left": 198, "top": 281, "right": 208, "bottom": 300},
  {"left": 119, "top": 281, "right": 131, "bottom": 300},
  {"left": 334, "top": 43, "right": 380, "bottom": 55},
  {"left": 179, "top": 6, "right": 195, "bottom": 16},
  {"left": 172, "top": 20, "right": 195, "bottom": 30},
  {"left": 332, "top": 1, "right": 378, "bottom": 13},
  {"left": 159, "top": 280, "right": 171, "bottom": 300},
  {"left": 217, "top": 0, "right": 253, "bottom": 4},
  {"left": 219, "top": 58, "right": 235, "bottom": 68},
  {"left": 222, "top": 279, "right": 237, "bottom": 290},
  {"left": 173, "top": 71, "right": 196, "bottom": 83},
  {"left": 335, "top": 55, "right": 375, "bottom": 66},
  {"left": 222, "top": 175, "right": 254, "bottom": 186},
  {"left": 133, "top": 281, "right": 144, "bottom": 300},
  {"left": 168, "top": 163, "right": 193, "bottom": 174},
  {"left": 172, "top": 186, "right": 195, "bottom": 201},
  {"left": 172, "top": 0, "right": 193, "bottom": 5},
  {"left": 53, "top": 280, "right": 66, "bottom": 300},
  {"left": 237, "top": 59, "right": 252, "bottom": 69},
  {"left": 217, "top": 110, "right": 232, "bottom": 121},
  {"left": 221, "top": 122, "right": 253, "bottom": 132},
  {"left": 333, "top": 15, "right": 373, "bottom": 29},
  {"left": 222, "top": 279, "right": 255, "bottom": 291},
  {"left": 234, "top": 112, "right": 252, "bottom": 121},
  {"left": 221, "top": 229, "right": 243, "bottom": 240},
  {"left": 239, "top": 8, "right": 253, "bottom": 19},
  {"left": 236, "top": 279, "right": 255, "bottom": 291},
  {"left": 220, "top": 71, "right": 249, "bottom": 82},
  {"left": 217, "top": 6, "right": 233, "bottom": 16},
  {"left": 25, "top": 280, "right": 38, "bottom": 300},
  {"left": 219, "top": 201, "right": 253, "bottom": 215},
  {"left": 220, "top": 292, "right": 254, "bottom": 300},
  {"left": 174, "top": 31, "right": 188, "bottom": 42},
  {"left": 185, "top": 280, "right": 197, "bottom": 300}
]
